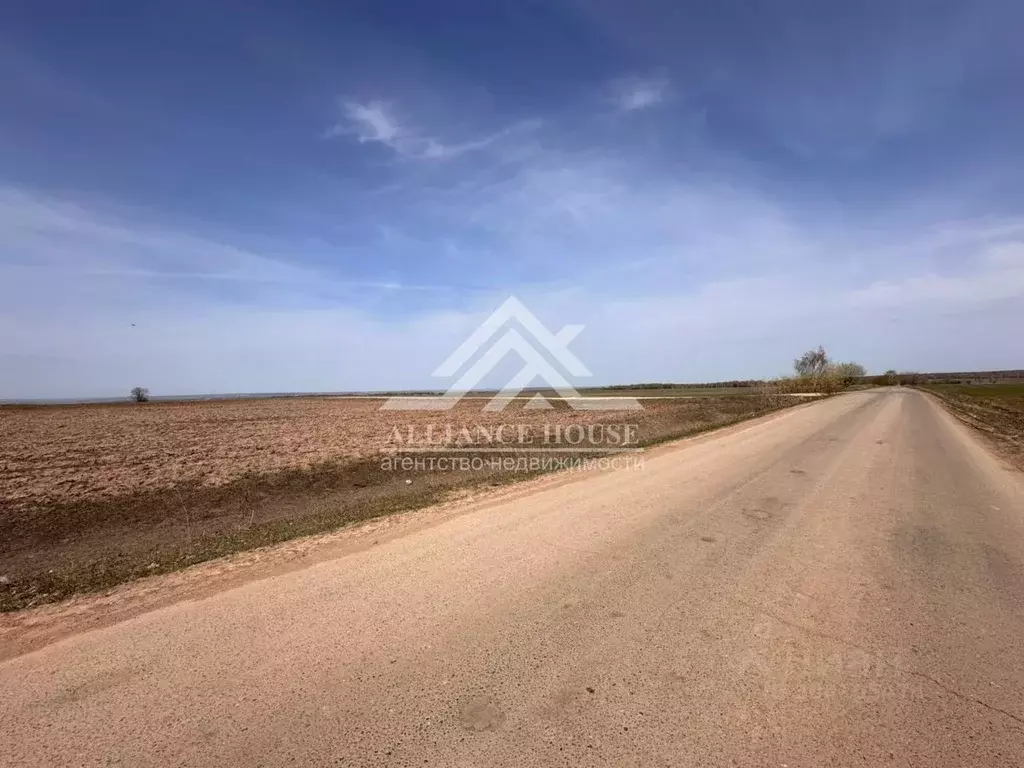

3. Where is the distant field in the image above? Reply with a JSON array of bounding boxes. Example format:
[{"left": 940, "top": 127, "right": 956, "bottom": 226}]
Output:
[
  {"left": 924, "top": 381, "right": 1024, "bottom": 467},
  {"left": 926, "top": 382, "right": 1024, "bottom": 400},
  {"left": 0, "top": 392, "right": 800, "bottom": 610},
  {"left": 372, "top": 386, "right": 766, "bottom": 399},
  {"left": 575, "top": 386, "right": 761, "bottom": 398}
]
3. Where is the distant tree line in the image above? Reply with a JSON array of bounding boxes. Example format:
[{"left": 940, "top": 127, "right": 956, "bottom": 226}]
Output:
[
  {"left": 858, "top": 369, "right": 1024, "bottom": 387},
  {"left": 893, "top": 369, "right": 1024, "bottom": 383}
]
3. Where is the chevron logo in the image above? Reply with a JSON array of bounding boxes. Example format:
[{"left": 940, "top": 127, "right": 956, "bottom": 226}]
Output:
[{"left": 382, "top": 297, "right": 642, "bottom": 412}]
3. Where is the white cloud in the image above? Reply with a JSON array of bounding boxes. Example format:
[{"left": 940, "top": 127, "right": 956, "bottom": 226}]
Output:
[
  {"left": 610, "top": 76, "right": 669, "bottom": 112},
  {"left": 325, "top": 99, "right": 521, "bottom": 160},
  {"left": 846, "top": 262, "right": 1024, "bottom": 308},
  {"left": 985, "top": 241, "right": 1024, "bottom": 268},
  {"left": 338, "top": 100, "right": 402, "bottom": 143}
]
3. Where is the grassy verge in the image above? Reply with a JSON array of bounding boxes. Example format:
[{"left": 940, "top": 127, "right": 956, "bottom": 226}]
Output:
[
  {"left": 1, "top": 394, "right": 802, "bottom": 611},
  {"left": 922, "top": 383, "right": 1024, "bottom": 468}
]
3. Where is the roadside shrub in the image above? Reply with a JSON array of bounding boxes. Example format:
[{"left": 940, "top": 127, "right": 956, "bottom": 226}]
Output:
[
  {"left": 774, "top": 371, "right": 843, "bottom": 395},
  {"left": 786, "top": 346, "right": 862, "bottom": 395},
  {"left": 834, "top": 362, "right": 867, "bottom": 386}
]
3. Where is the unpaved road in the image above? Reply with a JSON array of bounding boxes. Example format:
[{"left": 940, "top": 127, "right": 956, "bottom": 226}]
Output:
[{"left": 2, "top": 388, "right": 1023, "bottom": 766}]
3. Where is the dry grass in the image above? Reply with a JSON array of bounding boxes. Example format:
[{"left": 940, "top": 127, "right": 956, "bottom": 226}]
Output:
[{"left": 0, "top": 393, "right": 796, "bottom": 610}]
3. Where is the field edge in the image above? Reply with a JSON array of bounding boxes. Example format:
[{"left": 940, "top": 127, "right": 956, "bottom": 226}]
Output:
[{"left": 0, "top": 396, "right": 811, "bottom": 613}]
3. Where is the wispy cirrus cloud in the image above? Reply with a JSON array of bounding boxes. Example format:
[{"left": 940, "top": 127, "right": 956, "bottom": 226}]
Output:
[
  {"left": 325, "top": 99, "right": 526, "bottom": 160},
  {"left": 609, "top": 75, "right": 669, "bottom": 112},
  {"left": 3, "top": 0, "right": 1023, "bottom": 400},
  {"left": 0, "top": 186, "right": 447, "bottom": 297}
]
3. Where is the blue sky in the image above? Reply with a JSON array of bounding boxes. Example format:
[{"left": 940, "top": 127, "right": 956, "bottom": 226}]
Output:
[{"left": 2, "top": 0, "right": 1023, "bottom": 398}]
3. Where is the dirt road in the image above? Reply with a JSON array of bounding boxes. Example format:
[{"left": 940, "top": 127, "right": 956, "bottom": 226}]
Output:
[{"left": 2, "top": 388, "right": 1023, "bottom": 766}]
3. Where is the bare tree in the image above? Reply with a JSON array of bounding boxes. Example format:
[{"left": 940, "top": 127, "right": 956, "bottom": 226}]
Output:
[
  {"left": 794, "top": 346, "right": 830, "bottom": 377},
  {"left": 786, "top": 348, "right": 867, "bottom": 394},
  {"left": 130, "top": 387, "right": 150, "bottom": 403}
]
